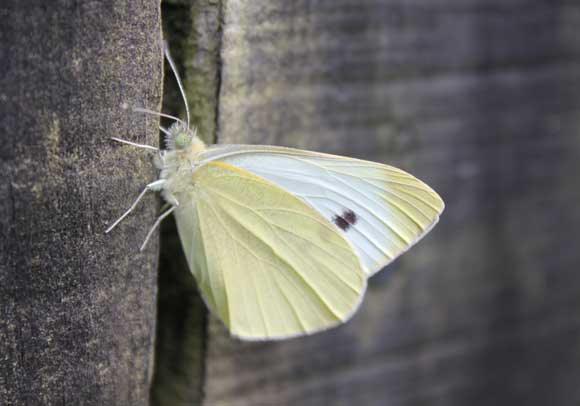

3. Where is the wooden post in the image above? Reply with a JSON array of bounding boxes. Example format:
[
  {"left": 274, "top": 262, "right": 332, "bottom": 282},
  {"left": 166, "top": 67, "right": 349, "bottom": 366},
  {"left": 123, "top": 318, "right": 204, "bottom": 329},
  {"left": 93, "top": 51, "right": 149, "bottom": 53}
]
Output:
[
  {"left": 0, "top": 1, "right": 162, "bottom": 404},
  {"left": 5, "top": 1, "right": 580, "bottom": 405},
  {"left": 202, "top": 1, "right": 580, "bottom": 405}
]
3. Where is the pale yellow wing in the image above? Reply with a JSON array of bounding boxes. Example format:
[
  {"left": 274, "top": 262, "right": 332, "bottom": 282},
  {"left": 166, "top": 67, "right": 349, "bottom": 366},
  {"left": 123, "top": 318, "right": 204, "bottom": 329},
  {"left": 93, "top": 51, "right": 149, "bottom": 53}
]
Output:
[
  {"left": 174, "top": 161, "right": 367, "bottom": 340},
  {"left": 198, "top": 145, "right": 445, "bottom": 276}
]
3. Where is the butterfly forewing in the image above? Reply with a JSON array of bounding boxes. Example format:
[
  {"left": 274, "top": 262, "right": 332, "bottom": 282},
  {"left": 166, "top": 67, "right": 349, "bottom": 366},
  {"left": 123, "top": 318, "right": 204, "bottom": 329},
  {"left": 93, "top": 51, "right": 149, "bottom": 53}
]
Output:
[
  {"left": 198, "top": 145, "right": 444, "bottom": 276},
  {"left": 174, "top": 161, "right": 366, "bottom": 340}
]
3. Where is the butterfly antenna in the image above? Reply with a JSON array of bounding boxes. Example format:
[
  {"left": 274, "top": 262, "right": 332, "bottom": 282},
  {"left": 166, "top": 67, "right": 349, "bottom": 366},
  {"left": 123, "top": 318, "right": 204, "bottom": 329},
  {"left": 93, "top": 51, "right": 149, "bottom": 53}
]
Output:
[
  {"left": 164, "top": 43, "right": 190, "bottom": 129},
  {"left": 132, "top": 107, "right": 186, "bottom": 126}
]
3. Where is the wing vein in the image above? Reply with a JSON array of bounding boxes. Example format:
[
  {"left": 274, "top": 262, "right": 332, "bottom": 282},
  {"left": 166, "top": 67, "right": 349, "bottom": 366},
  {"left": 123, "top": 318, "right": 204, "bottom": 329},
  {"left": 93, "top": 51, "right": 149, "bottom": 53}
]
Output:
[{"left": 204, "top": 195, "right": 343, "bottom": 320}]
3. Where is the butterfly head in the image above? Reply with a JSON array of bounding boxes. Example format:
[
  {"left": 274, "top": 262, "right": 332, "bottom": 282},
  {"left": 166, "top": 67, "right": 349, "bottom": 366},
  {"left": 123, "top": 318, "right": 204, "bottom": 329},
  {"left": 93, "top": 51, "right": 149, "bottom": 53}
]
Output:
[{"left": 165, "top": 121, "right": 207, "bottom": 156}]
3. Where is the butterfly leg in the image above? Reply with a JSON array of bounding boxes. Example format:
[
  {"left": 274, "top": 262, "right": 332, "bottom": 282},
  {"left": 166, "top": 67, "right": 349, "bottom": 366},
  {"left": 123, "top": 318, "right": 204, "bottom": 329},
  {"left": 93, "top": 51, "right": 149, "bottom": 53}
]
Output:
[
  {"left": 139, "top": 205, "right": 176, "bottom": 251},
  {"left": 110, "top": 137, "right": 158, "bottom": 151},
  {"left": 132, "top": 107, "right": 185, "bottom": 125},
  {"left": 105, "top": 179, "right": 166, "bottom": 233},
  {"left": 159, "top": 126, "right": 171, "bottom": 137}
]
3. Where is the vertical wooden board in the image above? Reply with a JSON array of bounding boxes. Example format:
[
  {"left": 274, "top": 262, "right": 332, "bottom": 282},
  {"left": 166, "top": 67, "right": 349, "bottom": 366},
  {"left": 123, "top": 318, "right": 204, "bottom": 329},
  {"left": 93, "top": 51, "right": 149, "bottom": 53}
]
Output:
[
  {"left": 0, "top": 1, "right": 162, "bottom": 404},
  {"left": 204, "top": 1, "right": 580, "bottom": 405}
]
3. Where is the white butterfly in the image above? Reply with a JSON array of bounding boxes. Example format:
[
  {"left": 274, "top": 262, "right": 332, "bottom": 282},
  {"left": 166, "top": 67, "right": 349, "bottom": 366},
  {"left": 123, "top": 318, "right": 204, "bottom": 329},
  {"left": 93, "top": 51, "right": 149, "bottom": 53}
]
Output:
[{"left": 107, "top": 45, "right": 444, "bottom": 340}]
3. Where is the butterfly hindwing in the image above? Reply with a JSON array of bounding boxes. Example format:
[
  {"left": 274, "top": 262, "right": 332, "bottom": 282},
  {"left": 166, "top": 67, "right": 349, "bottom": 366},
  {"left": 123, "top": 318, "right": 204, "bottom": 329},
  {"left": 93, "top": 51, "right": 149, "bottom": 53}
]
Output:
[
  {"left": 174, "top": 161, "right": 367, "bottom": 340},
  {"left": 198, "top": 145, "right": 445, "bottom": 276}
]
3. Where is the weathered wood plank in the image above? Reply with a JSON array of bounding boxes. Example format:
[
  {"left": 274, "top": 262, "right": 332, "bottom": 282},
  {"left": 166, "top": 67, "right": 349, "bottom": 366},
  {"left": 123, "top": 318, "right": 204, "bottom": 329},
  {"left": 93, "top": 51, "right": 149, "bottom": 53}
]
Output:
[
  {"left": 203, "top": 1, "right": 580, "bottom": 405},
  {"left": 0, "top": 1, "right": 162, "bottom": 404}
]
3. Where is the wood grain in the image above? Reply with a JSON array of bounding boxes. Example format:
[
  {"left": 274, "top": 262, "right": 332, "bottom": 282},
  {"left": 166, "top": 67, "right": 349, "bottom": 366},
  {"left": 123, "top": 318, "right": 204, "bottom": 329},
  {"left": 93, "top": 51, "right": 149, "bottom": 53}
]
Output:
[
  {"left": 202, "top": 1, "right": 580, "bottom": 405},
  {"left": 0, "top": 1, "right": 162, "bottom": 404}
]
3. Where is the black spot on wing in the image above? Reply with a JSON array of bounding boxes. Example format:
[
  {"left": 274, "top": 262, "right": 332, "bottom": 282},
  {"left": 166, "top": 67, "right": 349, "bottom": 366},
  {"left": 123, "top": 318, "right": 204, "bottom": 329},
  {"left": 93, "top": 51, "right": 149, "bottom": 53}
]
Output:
[
  {"left": 332, "top": 209, "right": 357, "bottom": 231},
  {"left": 333, "top": 215, "right": 350, "bottom": 231},
  {"left": 343, "top": 210, "right": 357, "bottom": 225}
]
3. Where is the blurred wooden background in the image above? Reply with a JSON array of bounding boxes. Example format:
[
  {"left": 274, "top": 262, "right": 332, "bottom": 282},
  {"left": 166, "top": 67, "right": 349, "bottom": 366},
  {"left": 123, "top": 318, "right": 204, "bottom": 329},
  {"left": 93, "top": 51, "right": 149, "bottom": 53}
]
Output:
[{"left": 3, "top": 0, "right": 580, "bottom": 405}]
